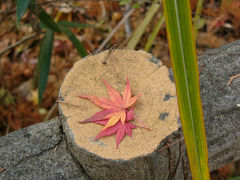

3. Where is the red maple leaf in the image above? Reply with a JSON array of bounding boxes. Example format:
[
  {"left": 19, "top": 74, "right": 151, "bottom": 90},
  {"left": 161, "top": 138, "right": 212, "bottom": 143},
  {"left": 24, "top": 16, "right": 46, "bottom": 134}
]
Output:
[
  {"left": 78, "top": 78, "right": 150, "bottom": 148},
  {"left": 78, "top": 78, "right": 141, "bottom": 129},
  {"left": 94, "top": 109, "right": 136, "bottom": 148}
]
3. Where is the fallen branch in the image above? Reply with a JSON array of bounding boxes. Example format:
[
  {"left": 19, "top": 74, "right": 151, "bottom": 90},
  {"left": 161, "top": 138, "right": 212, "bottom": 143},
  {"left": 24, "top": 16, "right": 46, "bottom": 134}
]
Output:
[
  {"left": 43, "top": 103, "right": 57, "bottom": 122},
  {"left": 123, "top": 4, "right": 132, "bottom": 38},
  {"left": 227, "top": 74, "right": 240, "bottom": 86},
  {"left": 96, "top": 9, "right": 134, "bottom": 52},
  {"left": 0, "top": 168, "right": 6, "bottom": 173},
  {"left": 0, "top": 33, "right": 40, "bottom": 56}
]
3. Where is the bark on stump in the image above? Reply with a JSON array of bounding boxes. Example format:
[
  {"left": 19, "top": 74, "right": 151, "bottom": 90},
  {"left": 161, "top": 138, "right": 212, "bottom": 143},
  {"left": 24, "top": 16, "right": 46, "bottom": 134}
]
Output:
[{"left": 58, "top": 50, "right": 187, "bottom": 180}]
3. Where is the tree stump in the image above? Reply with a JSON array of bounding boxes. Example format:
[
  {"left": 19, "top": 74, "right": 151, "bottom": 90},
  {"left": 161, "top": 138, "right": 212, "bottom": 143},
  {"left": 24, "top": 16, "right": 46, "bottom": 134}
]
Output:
[{"left": 58, "top": 50, "right": 184, "bottom": 179}]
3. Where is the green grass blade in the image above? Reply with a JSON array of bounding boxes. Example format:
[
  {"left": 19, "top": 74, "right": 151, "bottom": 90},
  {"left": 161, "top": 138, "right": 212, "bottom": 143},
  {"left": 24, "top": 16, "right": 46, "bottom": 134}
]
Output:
[
  {"left": 126, "top": 0, "right": 161, "bottom": 49},
  {"left": 59, "top": 25, "right": 87, "bottom": 57},
  {"left": 163, "top": 0, "right": 210, "bottom": 179},
  {"left": 193, "top": 0, "right": 204, "bottom": 39},
  {"left": 36, "top": 30, "right": 54, "bottom": 102},
  {"left": 58, "top": 21, "right": 94, "bottom": 28},
  {"left": 37, "top": 8, "right": 62, "bottom": 33},
  {"left": 35, "top": 8, "right": 87, "bottom": 57},
  {"left": 16, "top": 0, "right": 32, "bottom": 24},
  {"left": 144, "top": 13, "right": 164, "bottom": 52}
]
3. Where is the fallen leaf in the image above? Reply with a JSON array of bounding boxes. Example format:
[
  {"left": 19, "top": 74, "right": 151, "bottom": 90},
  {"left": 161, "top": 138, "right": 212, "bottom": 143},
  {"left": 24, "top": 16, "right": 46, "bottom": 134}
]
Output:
[
  {"left": 78, "top": 78, "right": 141, "bottom": 129},
  {"left": 94, "top": 109, "right": 136, "bottom": 148},
  {"left": 78, "top": 78, "right": 149, "bottom": 148},
  {"left": 95, "top": 121, "right": 136, "bottom": 148}
]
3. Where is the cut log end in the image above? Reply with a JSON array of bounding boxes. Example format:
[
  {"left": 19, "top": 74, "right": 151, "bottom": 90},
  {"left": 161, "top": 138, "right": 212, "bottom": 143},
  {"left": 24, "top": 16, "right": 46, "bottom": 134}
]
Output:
[{"left": 58, "top": 49, "right": 181, "bottom": 179}]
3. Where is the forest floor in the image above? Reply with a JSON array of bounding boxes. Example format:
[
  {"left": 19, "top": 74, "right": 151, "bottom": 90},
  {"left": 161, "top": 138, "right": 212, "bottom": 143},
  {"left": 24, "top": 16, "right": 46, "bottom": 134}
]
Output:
[{"left": 0, "top": 0, "right": 240, "bottom": 179}]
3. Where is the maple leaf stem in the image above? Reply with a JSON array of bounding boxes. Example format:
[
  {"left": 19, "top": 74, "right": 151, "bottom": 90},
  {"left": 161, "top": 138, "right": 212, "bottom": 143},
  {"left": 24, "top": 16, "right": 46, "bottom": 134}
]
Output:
[
  {"left": 133, "top": 115, "right": 151, "bottom": 131},
  {"left": 136, "top": 125, "right": 152, "bottom": 131}
]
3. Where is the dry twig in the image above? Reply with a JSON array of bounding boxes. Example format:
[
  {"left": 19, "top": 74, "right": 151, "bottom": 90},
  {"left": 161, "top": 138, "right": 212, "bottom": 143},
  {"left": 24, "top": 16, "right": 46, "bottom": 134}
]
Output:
[
  {"left": 124, "top": 4, "right": 132, "bottom": 38},
  {"left": 102, "top": 44, "right": 117, "bottom": 64},
  {"left": 155, "top": 137, "right": 184, "bottom": 153},
  {"left": 0, "top": 168, "right": 6, "bottom": 173},
  {"left": 54, "top": 145, "right": 59, "bottom": 152},
  {"left": 97, "top": 9, "right": 134, "bottom": 52},
  {"left": 43, "top": 103, "right": 57, "bottom": 122},
  {"left": 0, "top": 33, "right": 40, "bottom": 56},
  {"left": 199, "top": 58, "right": 205, "bottom": 74},
  {"left": 227, "top": 74, "right": 240, "bottom": 86}
]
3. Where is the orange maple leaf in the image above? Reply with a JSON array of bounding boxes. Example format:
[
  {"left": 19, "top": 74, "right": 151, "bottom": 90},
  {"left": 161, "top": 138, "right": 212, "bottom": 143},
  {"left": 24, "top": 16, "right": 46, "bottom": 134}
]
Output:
[
  {"left": 78, "top": 78, "right": 141, "bottom": 129},
  {"left": 78, "top": 78, "right": 150, "bottom": 148}
]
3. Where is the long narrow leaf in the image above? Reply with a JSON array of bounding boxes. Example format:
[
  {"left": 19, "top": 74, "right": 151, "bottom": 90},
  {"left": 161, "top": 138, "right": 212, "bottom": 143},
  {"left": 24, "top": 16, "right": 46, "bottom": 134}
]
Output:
[
  {"left": 36, "top": 30, "right": 54, "bottom": 102},
  {"left": 60, "top": 25, "right": 87, "bottom": 57},
  {"left": 37, "top": 8, "right": 62, "bottom": 33},
  {"left": 144, "top": 13, "right": 165, "bottom": 52},
  {"left": 193, "top": 0, "right": 204, "bottom": 39},
  {"left": 35, "top": 9, "right": 87, "bottom": 57},
  {"left": 58, "top": 21, "right": 94, "bottom": 29},
  {"left": 163, "top": 0, "right": 210, "bottom": 179},
  {"left": 126, "top": 0, "right": 161, "bottom": 49},
  {"left": 16, "top": 0, "right": 32, "bottom": 24}
]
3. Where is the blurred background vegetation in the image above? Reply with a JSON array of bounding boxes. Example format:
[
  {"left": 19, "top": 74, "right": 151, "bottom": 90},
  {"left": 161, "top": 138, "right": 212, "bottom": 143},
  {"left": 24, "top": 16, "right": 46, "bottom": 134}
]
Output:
[{"left": 0, "top": 0, "right": 240, "bottom": 179}]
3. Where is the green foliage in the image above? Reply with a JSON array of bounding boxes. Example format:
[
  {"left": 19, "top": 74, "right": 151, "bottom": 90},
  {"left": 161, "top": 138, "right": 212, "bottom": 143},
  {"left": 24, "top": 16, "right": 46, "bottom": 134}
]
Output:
[
  {"left": 16, "top": 1, "right": 92, "bottom": 102},
  {"left": 35, "top": 30, "right": 54, "bottom": 102},
  {"left": 227, "top": 176, "right": 240, "bottom": 180},
  {"left": 163, "top": 0, "right": 210, "bottom": 179},
  {"left": 194, "top": 18, "right": 205, "bottom": 30},
  {"left": 58, "top": 21, "right": 94, "bottom": 28},
  {"left": 35, "top": 8, "right": 87, "bottom": 56},
  {"left": 36, "top": 8, "right": 62, "bottom": 33},
  {"left": 59, "top": 25, "right": 87, "bottom": 57},
  {"left": 193, "top": 0, "right": 204, "bottom": 38},
  {"left": 0, "top": 88, "right": 6, "bottom": 99},
  {"left": 127, "top": 0, "right": 161, "bottom": 49},
  {"left": 119, "top": 0, "right": 140, "bottom": 9},
  {"left": 119, "top": 0, "right": 131, "bottom": 6},
  {"left": 132, "top": 3, "right": 140, "bottom": 9},
  {"left": 4, "top": 93, "right": 15, "bottom": 106},
  {"left": 16, "top": 0, "right": 31, "bottom": 24},
  {"left": 0, "top": 88, "right": 15, "bottom": 105},
  {"left": 144, "top": 14, "right": 164, "bottom": 52}
]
